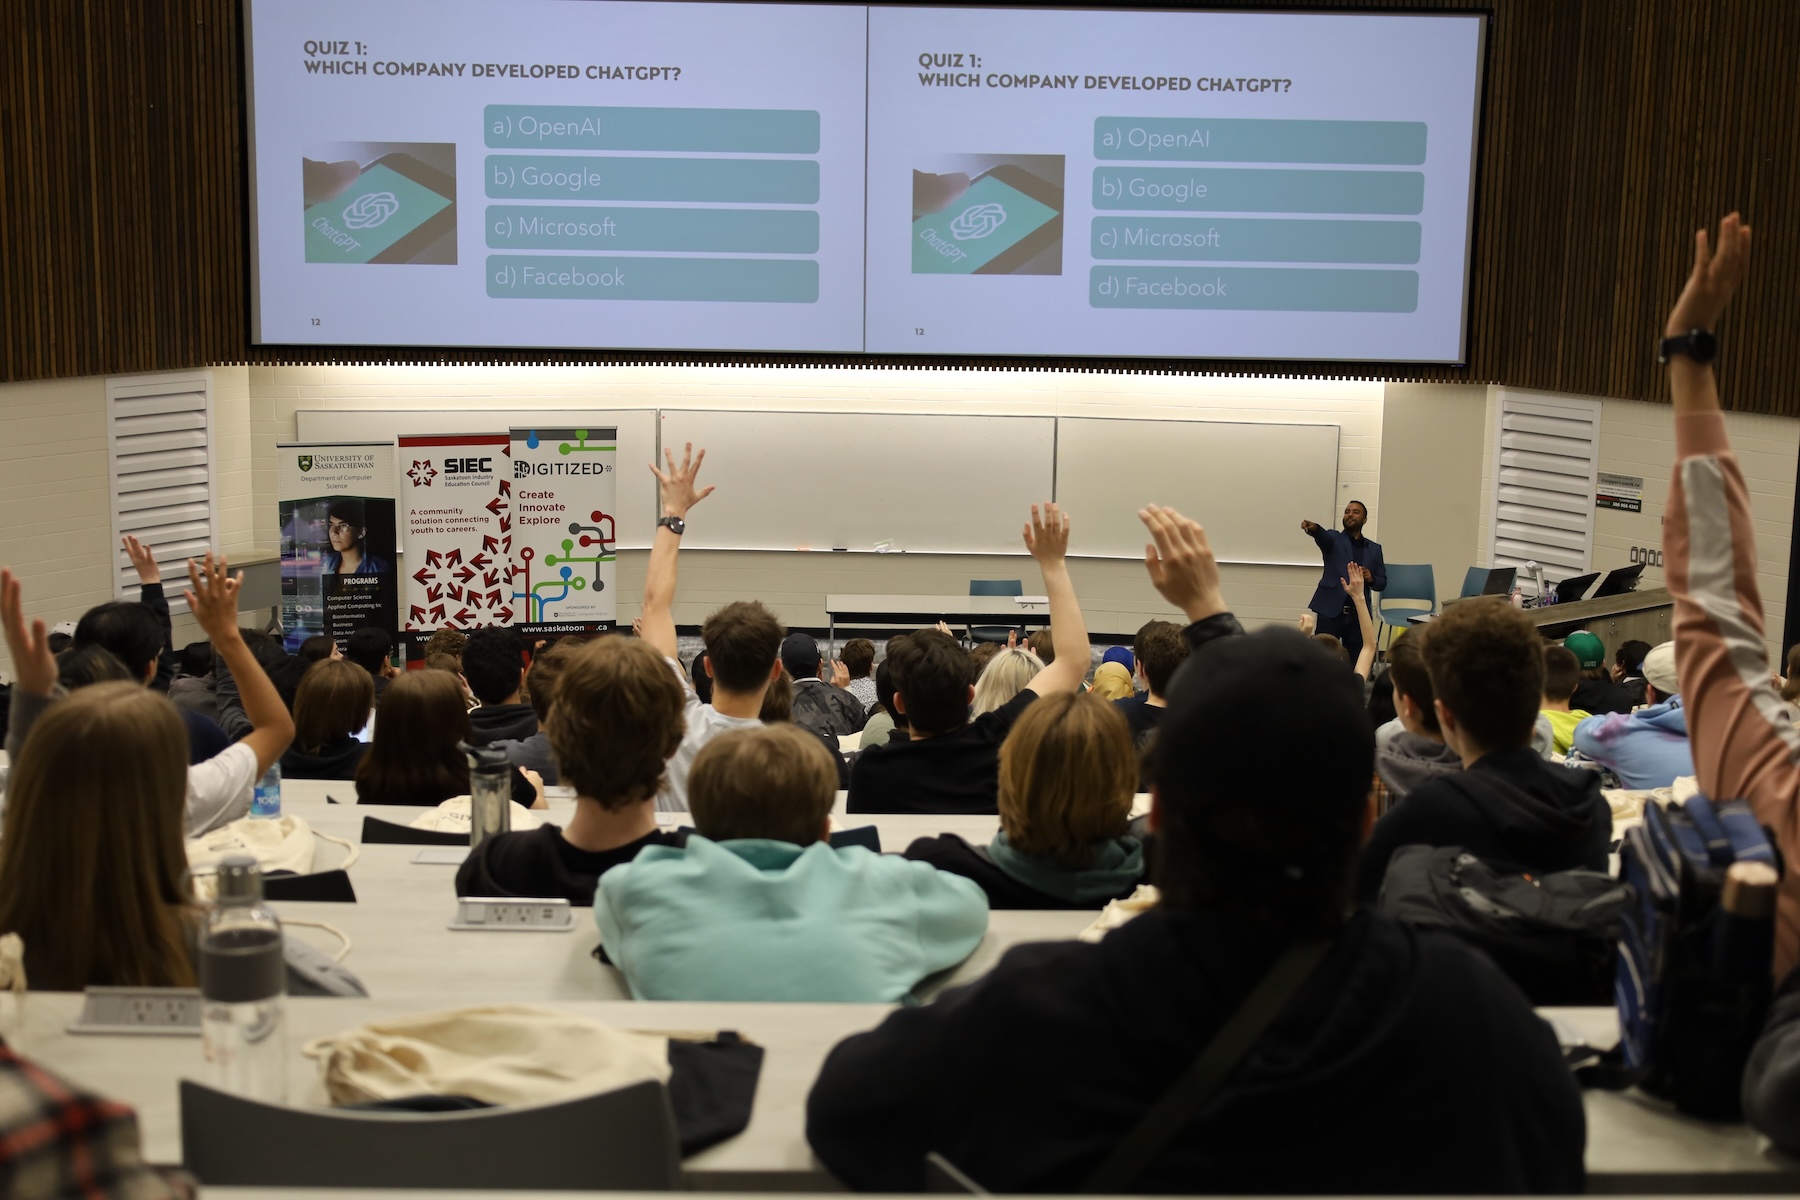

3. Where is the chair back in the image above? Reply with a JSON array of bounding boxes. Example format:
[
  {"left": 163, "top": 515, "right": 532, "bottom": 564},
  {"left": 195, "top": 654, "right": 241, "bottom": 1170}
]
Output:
[
  {"left": 1374, "top": 564, "right": 1436, "bottom": 624},
  {"left": 968, "top": 579, "right": 1023, "bottom": 597},
  {"left": 180, "top": 1078, "right": 682, "bottom": 1190},
  {"left": 1459, "top": 566, "right": 1489, "bottom": 598}
]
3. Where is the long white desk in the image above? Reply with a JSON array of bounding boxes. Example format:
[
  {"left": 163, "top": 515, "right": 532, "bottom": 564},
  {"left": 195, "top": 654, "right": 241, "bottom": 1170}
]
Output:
[{"left": 824, "top": 593, "right": 1050, "bottom": 650}]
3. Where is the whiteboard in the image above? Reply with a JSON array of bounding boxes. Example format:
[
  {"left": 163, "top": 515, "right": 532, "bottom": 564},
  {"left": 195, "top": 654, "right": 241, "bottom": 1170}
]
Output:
[
  {"left": 657, "top": 410, "right": 1055, "bottom": 554},
  {"left": 1056, "top": 418, "right": 1339, "bottom": 565},
  {"left": 296, "top": 409, "right": 659, "bottom": 547}
]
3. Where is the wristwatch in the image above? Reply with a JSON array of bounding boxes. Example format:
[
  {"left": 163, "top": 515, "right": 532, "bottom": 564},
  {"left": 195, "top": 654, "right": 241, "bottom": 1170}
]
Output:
[
  {"left": 1658, "top": 329, "right": 1717, "bottom": 365},
  {"left": 656, "top": 515, "right": 686, "bottom": 536}
]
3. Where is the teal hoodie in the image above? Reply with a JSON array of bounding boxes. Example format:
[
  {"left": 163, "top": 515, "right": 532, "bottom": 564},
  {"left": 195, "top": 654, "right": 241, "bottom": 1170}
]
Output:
[{"left": 594, "top": 836, "right": 989, "bottom": 1002}]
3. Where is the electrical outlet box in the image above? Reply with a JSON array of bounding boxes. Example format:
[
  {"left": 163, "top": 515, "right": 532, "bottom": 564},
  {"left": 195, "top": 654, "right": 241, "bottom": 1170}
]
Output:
[
  {"left": 67, "top": 987, "right": 202, "bottom": 1036},
  {"left": 448, "top": 897, "right": 575, "bottom": 932}
]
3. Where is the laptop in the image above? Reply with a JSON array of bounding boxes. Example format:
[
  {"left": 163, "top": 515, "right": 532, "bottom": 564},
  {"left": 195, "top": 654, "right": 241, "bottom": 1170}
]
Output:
[
  {"left": 1593, "top": 563, "right": 1646, "bottom": 598},
  {"left": 1477, "top": 566, "right": 1517, "bottom": 596},
  {"left": 1549, "top": 571, "right": 1599, "bottom": 604}
]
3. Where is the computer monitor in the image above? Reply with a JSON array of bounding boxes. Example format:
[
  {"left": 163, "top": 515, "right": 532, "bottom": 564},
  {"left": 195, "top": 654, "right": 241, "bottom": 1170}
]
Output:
[
  {"left": 1593, "top": 563, "right": 1646, "bottom": 598},
  {"left": 1479, "top": 567, "right": 1517, "bottom": 596},
  {"left": 1550, "top": 571, "right": 1599, "bottom": 604}
]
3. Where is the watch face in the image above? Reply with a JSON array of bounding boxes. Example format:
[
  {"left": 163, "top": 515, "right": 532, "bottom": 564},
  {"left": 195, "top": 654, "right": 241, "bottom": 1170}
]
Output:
[{"left": 1690, "top": 329, "right": 1718, "bottom": 363}]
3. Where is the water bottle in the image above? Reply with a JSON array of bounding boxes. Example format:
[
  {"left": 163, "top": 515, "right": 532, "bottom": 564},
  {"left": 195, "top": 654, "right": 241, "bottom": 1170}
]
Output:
[
  {"left": 251, "top": 763, "right": 281, "bottom": 819},
  {"left": 1713, "top": 860, "right": 1779, "bottom": 983},
  {"left": 200, "top": 856, "right": 287, "bottom": 1102},
  {"left": 462, "top": 741, "right": 512, "bottom": 850}
]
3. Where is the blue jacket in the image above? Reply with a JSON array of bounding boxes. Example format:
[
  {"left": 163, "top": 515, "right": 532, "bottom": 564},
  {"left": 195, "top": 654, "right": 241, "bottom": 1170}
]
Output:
[
  {"left": 595, "top": 836, "right": 989, "bottom": 1002},
  {"left": 1306, "top": 526, "right": 1387, "bottom": 618},
  {"left": 1571, "top": 698, "right": 1693, "bottom": 790}
]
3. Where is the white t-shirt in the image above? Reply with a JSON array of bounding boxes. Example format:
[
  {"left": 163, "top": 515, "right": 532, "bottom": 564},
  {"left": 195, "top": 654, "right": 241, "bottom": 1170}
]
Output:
[
  {"left": 657, "top": 658, "right": 762, "bottom": 812},
  {"left": 186, "top": 742, "right": 260, "bottom": 837}
]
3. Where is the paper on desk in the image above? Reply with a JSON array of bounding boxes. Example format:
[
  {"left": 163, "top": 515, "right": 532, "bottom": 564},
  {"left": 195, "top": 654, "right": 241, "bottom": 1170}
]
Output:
[{"left": 1015, "top": 595, "right": 1049, "bottom": 605}]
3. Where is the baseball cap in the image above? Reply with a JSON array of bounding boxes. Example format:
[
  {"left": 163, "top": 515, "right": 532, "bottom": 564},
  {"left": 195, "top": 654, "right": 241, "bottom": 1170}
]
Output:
[
  {"left": 50, "top": 620, "right": 77, "bottom": 638},
  {"left": 1642, "top": 641, "right": 1680, "bottom": 696},
  {"left": 1563, "top": 630, "right": 1605, "bottom": 671},
  {"left": 779, "top": 632, "right": 821, "bottom": 679}
]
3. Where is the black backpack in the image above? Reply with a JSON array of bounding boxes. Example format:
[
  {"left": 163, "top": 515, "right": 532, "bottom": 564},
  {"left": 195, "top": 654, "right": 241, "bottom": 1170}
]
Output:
[{"left": 1377, "top": 844, "right": 1633, "bottom": 1004}]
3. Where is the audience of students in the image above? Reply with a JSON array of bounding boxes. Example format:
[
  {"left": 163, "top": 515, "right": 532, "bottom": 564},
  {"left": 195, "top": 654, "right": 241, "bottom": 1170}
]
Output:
[
  {"left": 807, "top": 504, "right": 1583, "bottom": 1193},
  {"left": 858, "top": 657, "right": 905, "bottom": 750},
  {"left": 1565, "top": 630, "right": 1642, "bottom": 715},
  {"left": 462, "top": 626, "right": 538, "bottom": 744},
  {"left": 279, "top": 658, "right": 374, "bottom": 780},
  {"left": 457, "top": 637, "right": 688, "bottom": 904},
  {"left": 1539, "top": 644, "right": 1592, "bottom": 755},
  {"left": 782, "top": 632, "right": 866, "bottom": 738},
  {"left": 1571, "top": 640, "right": 1695, "bottom": 788},
  {"left": 903, "top": 691, "right": 1146, "bottom": 909},
  {"left": 354, "top": 669, "right": 540, "bottom": 808},
  {"left": 344, "top": 626, "right": 397, "bottom": 700},
  {"left": 840, "top": 637, "right": 877, "bottom": 714},
  {"left": 970, "top": 645, "right": 1042, "bottom": 716},
  {"left": 596, "top": 724, "right": 988, "bottom": 1001}
]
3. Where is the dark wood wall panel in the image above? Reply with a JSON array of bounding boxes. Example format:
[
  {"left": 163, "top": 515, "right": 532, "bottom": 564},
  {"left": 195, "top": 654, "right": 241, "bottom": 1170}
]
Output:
[{"left": 4, "top": 1, "right": 1797, "bottom": 413}]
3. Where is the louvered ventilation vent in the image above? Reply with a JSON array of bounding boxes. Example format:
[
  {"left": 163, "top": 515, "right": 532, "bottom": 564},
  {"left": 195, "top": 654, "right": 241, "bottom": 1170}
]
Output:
[
  {"left": 1488, "top": 389, "right": 1600, "bottom": 588},
  {"left": 106, "top": 373, "right": 218, "bottom": 610}
]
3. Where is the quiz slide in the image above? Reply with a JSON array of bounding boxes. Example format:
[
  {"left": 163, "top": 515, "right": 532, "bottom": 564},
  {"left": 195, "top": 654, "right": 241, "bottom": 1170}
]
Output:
[
  {"left": 246, "top": 0, "right": 867, "bottom": 351},
  {"left": 864, "top": 7, "right": 1484, "bottom": 361}
]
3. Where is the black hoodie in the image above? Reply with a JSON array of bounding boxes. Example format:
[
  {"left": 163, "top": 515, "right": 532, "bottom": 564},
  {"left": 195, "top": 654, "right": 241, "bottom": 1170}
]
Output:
[
  {"left": 806, "top": 907, "right": 1585, "bottom": 1193},
  {"left": 1357, "top": 745, "right": 1610, "bottom": 902},
  {"left": 467, "top": 702, "right": 539, "bottom": 745},
  {"left": 280, "top": 736, "right": 368, "bottom": 780},
  {"left": 455, "top": 823, "right": 688, "bottom": 905}
]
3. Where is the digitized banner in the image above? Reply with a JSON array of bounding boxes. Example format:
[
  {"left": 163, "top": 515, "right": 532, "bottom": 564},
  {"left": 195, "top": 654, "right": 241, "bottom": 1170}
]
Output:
[
  {"left": 508, "top": 426, "right": 618, "bottom": 634},
  {"left": 277, "top": 443, "right": 398, "bottom": 650},
  {"left": 399, "top": 433, "right": 513, "bottom": 638}
]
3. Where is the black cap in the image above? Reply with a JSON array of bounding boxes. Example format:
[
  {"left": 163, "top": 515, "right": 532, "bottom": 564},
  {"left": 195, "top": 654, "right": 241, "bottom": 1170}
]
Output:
[{"left": 780, "top": 632, "right": 821, "bottom": 678}]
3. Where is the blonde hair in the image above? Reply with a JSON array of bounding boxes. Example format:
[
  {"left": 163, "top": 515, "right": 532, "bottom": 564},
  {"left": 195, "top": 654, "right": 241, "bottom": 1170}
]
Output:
[
  {"left": 689, "top": 724, "right": 837, "bottom": 846},
  {"left": 998, "top": 691, "right": 1136, "bottom": 867},
  {"left": 0, "top": 683, "right": 197, "bottom": 988},
  {"left": 971, "top": 647, "right": 1042, "bottom": 716},
  {"left": 1089, "top": 661, "right": 1134, "bottom": 701}
]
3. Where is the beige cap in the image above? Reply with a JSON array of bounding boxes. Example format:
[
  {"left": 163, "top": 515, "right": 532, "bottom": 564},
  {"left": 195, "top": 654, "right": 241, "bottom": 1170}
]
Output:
[{"left": 1642, "top": 641, "right": 1679, "bottom": 696}]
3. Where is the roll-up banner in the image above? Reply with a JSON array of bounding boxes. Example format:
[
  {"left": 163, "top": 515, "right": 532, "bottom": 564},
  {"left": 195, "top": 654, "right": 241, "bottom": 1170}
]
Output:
[
  {"left": 509, "top": 426, "right": 617, "bottom": 635},
  {"left": 277, "top": 442, "right": 398, "bottom": 651},
  {"left": 398, "top": 434, "right": 513, "bottom": 651}
]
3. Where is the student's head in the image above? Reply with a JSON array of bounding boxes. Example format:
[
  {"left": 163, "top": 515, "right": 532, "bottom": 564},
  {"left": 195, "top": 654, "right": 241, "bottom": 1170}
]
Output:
[
  {"left": 355, "top": 669, "right": 473, "bottom": 805},
  {"left": 1343, "top": 500, "right": 1369, "bottom": 534},
  {"left": 239, "top": 628, "right": 288, "bottom": 673},
  {"left": 997, "top": 692, "right": 1134, "bottom": 868},
  {"left": 841, "top": 638, "right": 875, "bottom": 681},
  {"left": 177, "top": 641, "right": 213, "bottom": 679},
  {"left": 1616, "top": 639, "right": 1653, "bottom": 682},
  {"left": 1150, "top": 629, "right": 1373, "bottom": 936},
  {"left": 1563, "top": 630, "right": 1608, "bottom": 681},
  {"left": 461, "top": 626, "right": 525, "bottom": 705},
  {"left": 523, "top": 637, "right": 585, "bottom": 723},
  {"left": 968, "top": 641, "right": 1001, "bottom": 676},
  {"left": 424, "top": 652, "right": 464, "bottom": 677},
  {"left": 875, "top": 659, "right": 905, "bottom": 729},
  {"left": 701, "top": 601, "right": 784, "bottom": 695},
  {"left": 1027, "top": 629, "right": 1054, "bottom": 665},
  {"left": 297, "top": 634, "right": 337, "bottom": 665},
  {"left": 1312, "top": 634, "right": 1350, "bottom": 667},
  {"left": 1089, "top": 661, "right": 1134, "bottom": 701},
  {"left": 759, "top": 667, "right": 795, "bottom": 722},
  {"left": 1385, "top": 631, "right": 1439, "bottom": 735},
  {"left": 888, "top": 630, "right": 975, "bottom": 736},
  {"left": 549, "top": 637, "right": 686, "bottom": 806},
  {"left": 292, "top": 659, "right": 374, "bottom": 753},
  {"left": 1642, "top": 641, "right": 1680, "bottom": 703},
  {"left": 779, "top": 632, "right": 824, "bottom": 682},
  {"left": 422, "top": 628, "right": 468, "bottom": 663},
  {"left": 972, "top": 647, "right": 1042, "bottom": 717},
  {"left": 1542, "top": 645, "right": 1581, "bottom": 704},
  {"left": 267, "top": 655, "right": 310, "bottom": 714},
  {"left": 1421, "top": 600, "right": 1545, "bottom": 757},
  {"left": 1132, "top": 620, "right": 1188, "bottom": 699},
  {"left": 689, "top": 650, "right": 713, "bottom": 705},
  {"left": 72, "top": 601, "right": 162, "bottom": 684},
  {"left": 326, "top": 497, "right": 368, "bottom": 555},
  {"left": 344, "top": 626, "right": 392, "bottom": 675},
  {"left": 688, "top": 724, "right": 836, "bottom": 847},
  {"left": 58, "top": 644, "right": 135, "bottom": 691},
  {"left": 0, "top": 682, "right": 195, "bottom": 989}
]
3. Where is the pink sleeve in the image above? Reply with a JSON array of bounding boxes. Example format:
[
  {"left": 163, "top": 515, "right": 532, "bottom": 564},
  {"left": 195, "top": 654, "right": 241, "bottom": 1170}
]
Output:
[{"left": 1666, "top": 411, "right": 1800, "bottom": 974}]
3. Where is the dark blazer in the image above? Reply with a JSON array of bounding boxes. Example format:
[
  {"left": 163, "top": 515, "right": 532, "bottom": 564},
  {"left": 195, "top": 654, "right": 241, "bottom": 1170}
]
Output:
[{"left": 1305, "top": 526, "right": 1387, "bottom": 618}]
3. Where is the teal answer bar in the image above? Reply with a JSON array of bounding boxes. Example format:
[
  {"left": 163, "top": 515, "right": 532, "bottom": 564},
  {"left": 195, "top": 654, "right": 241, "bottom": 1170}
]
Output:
[
  {"left": 1091, "top": 217, "right": 1420, "bottom": 264},
  {"left": 1093, "top": 167, "right": 1424, "bottom": 215},
  {"left": 488, "top": 255, "right": 819, "bottom": 303},
  {"left": 1090, "top": 266, "right": 1418, "bottom": 312},
  {"left": 1095, "top": 117, "right": 1427, "bottom": 165},
  {"left": 487, "top": 206, "right": 819, "bottom": 253},
  {"left": 485, "top": 105, "right": 820, "bottom": 154},
  {"left": 486, "top": 156, "right": 820, "bottom": 203}
]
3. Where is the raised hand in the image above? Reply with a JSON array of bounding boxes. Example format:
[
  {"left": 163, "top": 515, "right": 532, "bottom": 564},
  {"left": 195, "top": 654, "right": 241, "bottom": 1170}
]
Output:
[
  {"left": 1666, "top": 212, "right": 1751, "bottom": 337},
  {"left": 182, "top": 553, "right": 243, "bottom": 642},
  {"left": 122, "top": 535, "right": 162, "bottom": 585},
  {"left": 1023, "top": 502, "right": 1071, "bottom": 563},
  {"left": 649, "top": 442, "right": 715, "bottom": 520},
  {"left": 830, "top": 659, "right": 850, "bottom": 688},
  {"left": 1342, "top": 564, "right": 1368, "bottom": 603},
  {"left": 1140, "top": 504, "right": 1225, "bottom": 623},
  {"left": 0, "top": 568, "right": 57, "bottom": 696}
]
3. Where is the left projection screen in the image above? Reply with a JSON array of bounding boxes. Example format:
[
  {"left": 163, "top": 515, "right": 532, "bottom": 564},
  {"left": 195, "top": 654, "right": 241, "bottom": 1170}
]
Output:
[{"left": 244, "top": 0, "right": 868, "bottom": 351}]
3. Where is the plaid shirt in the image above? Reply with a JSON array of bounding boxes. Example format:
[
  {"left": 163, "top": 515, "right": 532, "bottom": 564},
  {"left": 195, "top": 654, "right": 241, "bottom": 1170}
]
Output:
[{"left": 0, "top": 1043, "right": 191, "bottom": 1199}]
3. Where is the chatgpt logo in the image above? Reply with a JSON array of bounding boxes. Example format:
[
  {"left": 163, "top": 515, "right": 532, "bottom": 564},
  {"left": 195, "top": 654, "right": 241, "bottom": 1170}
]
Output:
[
  {"left": 950, "top": 201, "right": 1007, "bottom": 240},
  {"left": 342, "top": 191, "right": 400, "bottom": 230}
]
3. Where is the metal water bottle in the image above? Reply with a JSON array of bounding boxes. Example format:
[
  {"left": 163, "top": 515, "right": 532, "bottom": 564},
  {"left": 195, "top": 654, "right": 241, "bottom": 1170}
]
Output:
[
  {"left": 200, "top": 856, "right": 286, "bottom": 1101},
  {"left": 463, "top": 741, "right": 512, "bottom": 849}
]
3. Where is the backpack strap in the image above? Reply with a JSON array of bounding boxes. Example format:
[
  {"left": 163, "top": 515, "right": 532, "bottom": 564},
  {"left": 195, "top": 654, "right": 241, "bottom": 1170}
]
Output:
[{"left": 1082, "top": 938, "right": 1333, "bottom": 1193}]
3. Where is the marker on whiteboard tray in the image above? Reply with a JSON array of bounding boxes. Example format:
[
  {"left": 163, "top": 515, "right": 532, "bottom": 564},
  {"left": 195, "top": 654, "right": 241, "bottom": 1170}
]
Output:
[{"left": 874, "top": 539, "right": 895, "bottom": 554}]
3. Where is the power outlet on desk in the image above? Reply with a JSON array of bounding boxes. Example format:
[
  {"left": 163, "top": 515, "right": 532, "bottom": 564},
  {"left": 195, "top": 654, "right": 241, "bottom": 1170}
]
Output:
[
  {"left": 448, "top": 897, "right": 575, "bottom": 932},
  {"left": 68, "top": 987, "right": 202, "bottom": 1036}
]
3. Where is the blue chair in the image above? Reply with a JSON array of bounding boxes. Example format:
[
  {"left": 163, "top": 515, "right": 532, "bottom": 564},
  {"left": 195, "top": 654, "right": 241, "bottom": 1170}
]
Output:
[
  {"left": 968, "top": 579, "right": 1024, "bottom": 644},
  {"left": 1459, "top": 566, "right": 1490, "bottom": 598},
  {"left": 1375, "top": 564, "right": 1436, "bottom": 650}
]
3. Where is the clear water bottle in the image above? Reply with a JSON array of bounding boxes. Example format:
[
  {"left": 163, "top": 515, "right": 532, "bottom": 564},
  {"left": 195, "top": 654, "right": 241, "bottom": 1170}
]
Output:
[
  {"left": 462, "top": 741, "right": 512, "bottom": 850},
  {"left": 200, "top": 856, "right": 287, "bottom": 1102},
  {"left": 251, "top": 763, "right": 281, "bottom": 819}
]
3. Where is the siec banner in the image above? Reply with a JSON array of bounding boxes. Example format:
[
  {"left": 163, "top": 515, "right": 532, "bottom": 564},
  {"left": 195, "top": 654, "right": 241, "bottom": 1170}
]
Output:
[
  {"left": 398, "top": 433, "right": 513, "bottom": 636},
  {"left": 277, "top": 442, "right": 398, "bottom": 650},
  {"left": 509, "top": 426, "right": 617, "bottom": 635}
]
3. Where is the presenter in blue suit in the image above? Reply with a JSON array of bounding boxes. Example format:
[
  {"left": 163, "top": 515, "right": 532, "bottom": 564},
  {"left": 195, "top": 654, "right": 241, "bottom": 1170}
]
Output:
[{"left": 1301, "top": 501, "right": 1386, "bottom": 663}]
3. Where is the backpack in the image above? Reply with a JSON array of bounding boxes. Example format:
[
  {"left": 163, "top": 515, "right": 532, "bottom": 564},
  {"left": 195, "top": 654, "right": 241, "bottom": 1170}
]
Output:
[
  {"left": 1376, "top": 844, "right": 1632, "bottom": 1004},
  {"left": 1614, "top": 793, "right": 1779, "bottom": 1119}
]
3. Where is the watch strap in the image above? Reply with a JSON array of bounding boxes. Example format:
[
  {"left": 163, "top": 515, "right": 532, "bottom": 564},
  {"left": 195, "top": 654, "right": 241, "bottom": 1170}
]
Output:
[
  {"left": 656, "top": 515, "right": 685, "bottom": 535},
  {"left": 1658, "top": 329, "right": 1717, "bottom": 365}
]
